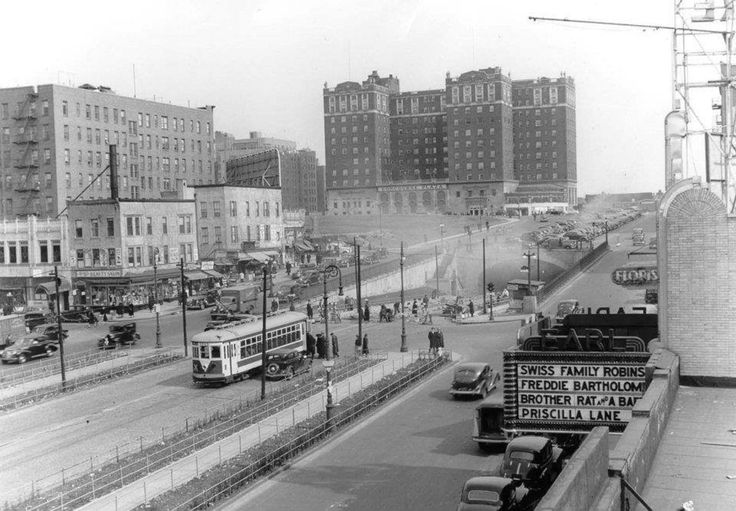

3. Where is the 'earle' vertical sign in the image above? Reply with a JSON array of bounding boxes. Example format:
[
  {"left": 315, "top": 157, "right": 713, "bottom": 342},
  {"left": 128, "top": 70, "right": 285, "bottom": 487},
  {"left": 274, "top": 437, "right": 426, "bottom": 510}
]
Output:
[{"left": 503, "top": 350, "right": 651, "bottom": 433}]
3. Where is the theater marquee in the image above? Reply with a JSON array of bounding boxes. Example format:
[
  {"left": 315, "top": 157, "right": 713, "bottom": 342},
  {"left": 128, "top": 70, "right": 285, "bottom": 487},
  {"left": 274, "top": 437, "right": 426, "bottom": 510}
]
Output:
[{"left": 503, "top": 350, "right": 650, "bottom": 433}]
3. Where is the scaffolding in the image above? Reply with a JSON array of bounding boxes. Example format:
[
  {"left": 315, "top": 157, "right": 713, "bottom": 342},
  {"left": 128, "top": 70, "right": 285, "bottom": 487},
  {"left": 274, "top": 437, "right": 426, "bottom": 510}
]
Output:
[{"left": 673, "top": 0, "right": 736, "bottom": 211}]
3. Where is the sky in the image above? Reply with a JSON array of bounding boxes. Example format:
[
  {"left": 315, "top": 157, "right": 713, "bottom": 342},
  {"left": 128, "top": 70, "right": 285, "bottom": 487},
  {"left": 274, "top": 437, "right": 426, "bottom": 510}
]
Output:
[{"left": 1, "top": 0, "right": 677, "bottom": 195}]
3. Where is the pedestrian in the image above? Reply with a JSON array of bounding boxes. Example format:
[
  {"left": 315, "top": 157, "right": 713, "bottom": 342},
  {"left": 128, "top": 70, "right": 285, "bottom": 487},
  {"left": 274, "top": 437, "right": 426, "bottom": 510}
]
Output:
[
  {"left": 127, "top": 302, "right": 135, "bottom": 317},
  {"left": 306, "top": 301, "right": 313, "bottom": 320},
  {"left": 354, "top": 334, "right": 362, "bottom": 357},
  {"left": 148, "top": 294, "right": 155, "bottom": 313},
  {"left": 117, "top": 303, "right": 124, "bottom": 318},
  {"left": 331, "top": 332, "right": 339, "bottom": 357},
  {"left": 364, "top": 300, "right": 370, "bottom": 322},
  {"left": 316, "top": 333, "right": 327, "bottom": 359},
  {"left": 87, "top": 309, "right": 96, "bottom": 328},
  {"left": 412, "top": 299, "right": 418, "bottom": 317},
  {"left": 271, "top": 298, "right": 279, "bottom": 313},
  {"left": 289, "top": 299, "right": 295, "bottom": 312},
  {"left": 469, "top": 300, "right": 475, "bottom": 317},
  {"left": 362, "top": 333, "right": 369, "bottom": 356},
  {"left": 306, "top": 331, "right": 316, "bottom": 359},
  {"left": 285, "top": 261, "right": 292, "bottom": 275},
  {"left": 102, "top": 307, "right": 108, "bottom": 322},
  {"left": 428, "top": 327, "right": 436, "bottom": 356},
  {"left": 422, "top": 294, "right": 429, "bottom": 308},
  {"left": 393, "top": 301, "right": 400, "bottom": 315},
  {"left": 437, "top": 328, "right": 445, "bottom": 355},
  {"left": 379, "top": 304, "right": 386, "bottom": 322}
]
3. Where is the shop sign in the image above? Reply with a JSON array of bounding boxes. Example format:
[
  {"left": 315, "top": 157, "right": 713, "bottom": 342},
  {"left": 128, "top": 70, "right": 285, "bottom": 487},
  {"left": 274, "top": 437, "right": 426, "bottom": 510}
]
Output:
[
  {"left": 75, "top": 269, "right": 123, "bottom": 278},
  {"left": 611, "top": 265, "right": 658, "bottom": 287},
  {"left": 200, "top": 260, "right": 214, "bottom": 271},
  {"left": 378, "top": 183, "right": 447, "bottom": 192},
  {"left": 503, "top": 351, "right": 650, "bottom": 433}
]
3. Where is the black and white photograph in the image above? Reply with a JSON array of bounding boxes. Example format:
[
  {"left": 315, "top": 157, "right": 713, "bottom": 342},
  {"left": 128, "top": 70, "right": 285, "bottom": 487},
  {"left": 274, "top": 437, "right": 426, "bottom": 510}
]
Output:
[{"left": 0, "top": 1, "right": 730, "bottom": 510}]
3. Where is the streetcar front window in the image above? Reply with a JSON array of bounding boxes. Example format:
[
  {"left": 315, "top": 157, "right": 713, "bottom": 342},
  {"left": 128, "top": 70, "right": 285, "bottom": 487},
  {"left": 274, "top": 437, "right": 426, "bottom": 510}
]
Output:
[
  {"left": 211, "top": 346, "right": 221, "bottom": 358},
  {"left": 200, "top": 346, "right": 209, "bottom": 359}
]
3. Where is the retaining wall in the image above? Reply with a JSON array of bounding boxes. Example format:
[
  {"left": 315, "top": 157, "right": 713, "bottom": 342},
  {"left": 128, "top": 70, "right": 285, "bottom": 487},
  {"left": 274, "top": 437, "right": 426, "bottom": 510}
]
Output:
[
  {"left": 534, "top": 349, "right": 679, "bottom": 511},
  {"left": 536, "top": 427, "right": 609, "bottom": 511},
  {"left": 339, "top": 256, "right": 440, "bottom": 298}
]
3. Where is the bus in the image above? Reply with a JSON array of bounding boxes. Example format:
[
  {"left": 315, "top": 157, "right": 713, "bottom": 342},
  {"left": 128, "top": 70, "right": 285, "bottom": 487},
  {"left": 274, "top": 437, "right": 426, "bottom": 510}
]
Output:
[{"left": 191, "top": 311, "right": 308, "bottom": 384}]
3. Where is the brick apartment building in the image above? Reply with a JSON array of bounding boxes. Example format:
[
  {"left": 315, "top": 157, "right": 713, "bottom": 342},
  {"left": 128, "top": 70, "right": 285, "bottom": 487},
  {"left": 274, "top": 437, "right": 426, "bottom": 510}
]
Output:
[{"left": 0, "top": 83, "right": 215, "bottom": 218}]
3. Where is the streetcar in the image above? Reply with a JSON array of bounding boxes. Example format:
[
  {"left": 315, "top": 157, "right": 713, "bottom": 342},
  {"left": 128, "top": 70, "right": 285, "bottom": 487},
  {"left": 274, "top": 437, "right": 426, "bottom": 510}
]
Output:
[{"left": 191, "top": 311, "right": 308, "bottom": 384}]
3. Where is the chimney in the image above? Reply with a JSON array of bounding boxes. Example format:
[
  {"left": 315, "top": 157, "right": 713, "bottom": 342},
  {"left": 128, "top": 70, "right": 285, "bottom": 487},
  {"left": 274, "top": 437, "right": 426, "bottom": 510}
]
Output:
[{"left": 109, "top": 144, "right": 119, "bottom": 200}]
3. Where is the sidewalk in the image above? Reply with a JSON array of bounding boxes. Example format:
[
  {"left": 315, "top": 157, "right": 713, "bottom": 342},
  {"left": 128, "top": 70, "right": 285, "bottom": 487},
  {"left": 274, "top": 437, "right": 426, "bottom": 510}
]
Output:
[
  {"left": 77, "top": 351, "right": 439, "bottom": 511},
  {"left": 640, "top": 386, "right": 736, "bottom": 510}
]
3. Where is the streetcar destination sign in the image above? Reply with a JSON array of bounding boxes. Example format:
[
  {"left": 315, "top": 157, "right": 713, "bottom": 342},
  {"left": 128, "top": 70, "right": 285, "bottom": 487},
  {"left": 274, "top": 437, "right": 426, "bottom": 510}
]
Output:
[{"left": 503, "top": 350, "right": 650, "bottom": 433}]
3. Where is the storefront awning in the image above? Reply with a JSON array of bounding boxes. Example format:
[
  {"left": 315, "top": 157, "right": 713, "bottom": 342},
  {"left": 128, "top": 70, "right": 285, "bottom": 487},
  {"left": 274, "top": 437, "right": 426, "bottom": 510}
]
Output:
[
  {"left": 262, "top": 250, "right": 280, "bottom": 257},
  {"left": 185, "top": 271, "right": 210, "bottom": 281},
  {"left": 293, "top": 239, "right": 314, "bottom": 251},
  {"left": 248, "top": 252, "right": 272, "bottom": 263},
  {"left": 35, "top": 278, "right": 72, "bottom": 295},
  {"left": 203, "top": 269, "right": 224, "bottom": 279}
]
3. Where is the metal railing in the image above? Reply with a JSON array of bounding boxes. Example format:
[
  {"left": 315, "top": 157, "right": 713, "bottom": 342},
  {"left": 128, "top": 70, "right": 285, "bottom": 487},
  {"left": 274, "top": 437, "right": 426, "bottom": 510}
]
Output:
[
  {"left": 8, "top": 353, "right": 389, "bottom": 510},
  {"left": 168, "top": 354, "right": 448, "bottom": 511},
  {"left": 0, "top": 348, "right": 180, "bottom": 411},
  {"left": 0, "top": 346, "right": 132, "bottom": 389}
]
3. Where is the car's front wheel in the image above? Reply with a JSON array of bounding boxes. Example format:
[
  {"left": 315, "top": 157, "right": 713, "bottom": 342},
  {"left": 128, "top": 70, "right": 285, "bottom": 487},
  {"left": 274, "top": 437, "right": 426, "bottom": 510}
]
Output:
[
  {"left": 266, "top": 362, "right": 280, "bottom": 376},
  {"left": 18, "top": 354, "right": 27, "bottom": 364},
  {"left": 46, "top": 347, "right": 54, "bottom": 357}
]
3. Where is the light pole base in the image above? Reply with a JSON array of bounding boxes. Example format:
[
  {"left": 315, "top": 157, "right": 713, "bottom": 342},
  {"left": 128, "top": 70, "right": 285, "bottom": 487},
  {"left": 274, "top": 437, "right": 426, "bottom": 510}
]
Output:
[{"left": 400, "top": 335, "right": 408, "bottom": 352}]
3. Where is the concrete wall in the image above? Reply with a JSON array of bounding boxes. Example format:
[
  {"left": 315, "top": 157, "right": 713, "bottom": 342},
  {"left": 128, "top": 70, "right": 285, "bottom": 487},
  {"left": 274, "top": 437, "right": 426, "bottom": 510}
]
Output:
[
  {"left": 339, "top": 256, "right": 438, "bottom": 299},
  {"left": 534, "top": 349, "right": 679, "bottom": 511},
  {"left": 592, "top": 348, "right": 680, "bottom": 511},
  {"left": 659, "top": 179, "right": 736, "bottom": 378},
  {"left": 536, "top": 427, "right": 609, "bottom": 511}
]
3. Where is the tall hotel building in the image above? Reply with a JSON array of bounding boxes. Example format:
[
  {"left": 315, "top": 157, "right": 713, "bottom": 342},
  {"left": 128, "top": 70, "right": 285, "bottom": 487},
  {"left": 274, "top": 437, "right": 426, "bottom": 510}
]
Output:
[
  {"left": 0, "top": 83, "right": 216, "bottom": 218},
  {"left": 511, "top": 75, "right": 577, "bottom": 205}
]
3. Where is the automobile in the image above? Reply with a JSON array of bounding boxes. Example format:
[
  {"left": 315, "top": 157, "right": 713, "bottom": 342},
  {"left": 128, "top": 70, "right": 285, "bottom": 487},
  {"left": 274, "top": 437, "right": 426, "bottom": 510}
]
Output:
[
  {"left": 499, "top": 436, "right": 563, "bottom": 490},
  {"left": 58, "top": 307, "right": 95, "bottom": 323},
  {"left": 275, "top": 284, "right": 303, "bottom": 305},
  {"left": 187, "top": 294, "right": 217, "bottom": 310},
  {"left": 450, "top": 363, "right": 500, "bottom": 399},
  {"left": 98, "top": 323, "right": 140, "bottom": 349},
  {"left": 456, "top": 476, "right": 534, "bottom": 511},
  {"left": 24, "top": 311, "right": 54, "bottom": 330},
  {"left": 555, "top": 299, "right": 580, "bottom": 323},
  {"left": 31, "top": 324, "right": 68, "bottom": 342},
  {"left": 297, "top": 271, "right": 321, "bottom": 287},
  {"left": 264, "top": 347, "right": 312, "bottom": 379},
  {"left": 1, "top": 334, "right": 58, "bottom": 364}
]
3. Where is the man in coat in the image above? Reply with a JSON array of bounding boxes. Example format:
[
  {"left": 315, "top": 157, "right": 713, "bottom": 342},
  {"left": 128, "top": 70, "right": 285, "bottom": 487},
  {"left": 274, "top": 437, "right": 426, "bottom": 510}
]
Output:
[
  {"left": 331, "top": 332, "right": 339, "bottom": 357},
  {"left": 306, "top": 332, "right": 316, "bottom": 359},
  {"left": 306, "top": 301, "right": 313, "bottom": 320}
]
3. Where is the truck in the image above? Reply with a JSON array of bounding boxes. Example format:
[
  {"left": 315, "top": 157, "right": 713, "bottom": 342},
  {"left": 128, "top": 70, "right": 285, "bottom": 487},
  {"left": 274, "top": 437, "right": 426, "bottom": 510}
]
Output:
[
  {"left": 218, "top": 284, "right": 263, "bottom": 314},
  {"left": 472, "top": 392, "right": 512, "bottom": 451},
  {"left": 632, "top": 227, "right": 645, "bottom": 246}
]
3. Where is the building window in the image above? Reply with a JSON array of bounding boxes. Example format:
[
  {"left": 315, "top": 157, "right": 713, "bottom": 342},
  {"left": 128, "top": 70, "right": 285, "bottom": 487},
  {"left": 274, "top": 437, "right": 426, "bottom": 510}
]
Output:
[
  {"left": 230, "top": 226, "right": 238, "bottom": 243},
  {"left": 107, "top": 218, "right": 114, "bottom": 236},
  {"left": 214, "top": 226, "right": 222, "bottom": 243},
  {"left": 162, "top": 217, "right": 168, "bottom": 234},
  {"left": 146, "top": 217, "right": 153, "bottom": 235},
  {"left": 245, "top": 201, "right": 250, "bottom": 217},
  {"left": 263, "top": 201, "right": 269, "bottom": 217},
  {"left": 40, "top": 243, "right": 49, "bottom": 263},
  {"left": 62, "top": 101, "right": 68, "bottom": 117},
  {"left": 213, "top": 201, "right": 221, "bottom": 217},
  {"left": 91, "top": 219, "right": 99, "bottom": 237},
  {"left": 229, "top": 201, "right": 237, "bottom": 216},
  {"left": 201, "top": 227, "right": 209, "bottom": 245},
  {"left": 200, "top": 202, "right": 208, "bottom": 218},
  {"left": 75, "top": 220, "right": 83, "bottom": 238},
  {"left": 178, "top": 215, "right": 192, "bottom": 234}
]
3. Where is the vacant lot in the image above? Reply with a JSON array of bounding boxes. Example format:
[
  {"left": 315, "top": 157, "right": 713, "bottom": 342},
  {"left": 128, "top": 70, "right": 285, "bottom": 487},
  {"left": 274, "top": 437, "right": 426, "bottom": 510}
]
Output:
[{"left": 308, "top": 214, "right": 504, "bottom": 249}]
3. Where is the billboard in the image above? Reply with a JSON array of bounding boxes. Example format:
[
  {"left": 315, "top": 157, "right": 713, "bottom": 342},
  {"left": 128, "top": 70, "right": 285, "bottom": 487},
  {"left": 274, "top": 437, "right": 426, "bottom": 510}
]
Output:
[{"left": 503, "top": 350, "right": 650, "bottom": 433}]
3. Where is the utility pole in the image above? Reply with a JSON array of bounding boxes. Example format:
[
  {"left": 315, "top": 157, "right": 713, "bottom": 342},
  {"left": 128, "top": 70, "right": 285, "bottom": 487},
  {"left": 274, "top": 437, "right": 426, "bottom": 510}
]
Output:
[
  {"left": 399, "top": 241, "right": 407, "bottom": 353},
  {"left": 482, "top": 238, "right": 487, "bottom": 315},
  {"left": 261, "top": 267, "right": 267, "bottom": 401},
  {"left": 354, "top": 237, "right": 362, "bottom": 352},
  {"left": 154, "top": 249, "right": 161, "bottom": 349},
  {"left": 536, "top": 242, "right": 540, "bottom": 282},
  {"left": 434, "top": 244, "right": 440, "bottom": 296},
  {"left": 54, "top": 266, "right": 66, "bottom": 388},
  {"left": 179, "top": 258, "right": 188, "bottom": 357}
]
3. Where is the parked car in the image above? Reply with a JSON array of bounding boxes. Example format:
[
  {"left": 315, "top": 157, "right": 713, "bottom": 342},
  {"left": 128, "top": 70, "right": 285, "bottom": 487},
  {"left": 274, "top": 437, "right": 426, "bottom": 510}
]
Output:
[
  {"left": 98, "top": 323, "right": 140, "bottom": 349},
  {"left": 1, "top": 334, "right": 58, "bottom": 364},
  {"left": 58, "top": 307, "right": 94, "bottom": 323},
  {"left": 450, "top": 363, "right": 500, "bottom": 399},
  {"left": 456, "top": 476, "right": 534, "bottom": 511},
  {"left": 264, "top": 347, "right": 312, "bottom": 379},
  {"left": 297, "top": 271, "right": 321, "bottom": 287},
  {"left": 24, "top": 311, "right": 54, "bottom": 330},
  {"left": 499, "top": 436, "right": 563, "bottom": 490},
  {"left": 187, "top": 294, "right": 216, "bottom": 310},
  {"left": 31, "top": 324, "right": 68, "bottom": 342}
]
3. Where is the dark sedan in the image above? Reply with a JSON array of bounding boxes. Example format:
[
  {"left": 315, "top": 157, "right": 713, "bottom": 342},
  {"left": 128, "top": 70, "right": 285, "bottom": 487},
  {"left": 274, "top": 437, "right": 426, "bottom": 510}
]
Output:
[
  {"left": 98, "top": 323, "right": 140, "bottom": 349},
  {"left": 58, "top": 308, "right": 95, "bottom": 323},
  {"left": 1, "top": 335, "right": 58, "bottom": 364},
  {"left": 456, "top": 476, "right": 533, "bottom": 511},
  {"left": 450, "top": 363, "right": 500, "bottom": 399},
  {"left": 31, "top": 324, "right": 68, "bottom": 342}
]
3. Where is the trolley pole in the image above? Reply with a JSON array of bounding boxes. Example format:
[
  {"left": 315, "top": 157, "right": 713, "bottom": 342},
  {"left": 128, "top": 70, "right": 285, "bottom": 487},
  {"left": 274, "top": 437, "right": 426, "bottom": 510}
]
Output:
[
  {"left": 482, "top": 238, "right": 487, "bottom": 315},
  {"left": 261, "top": 268, "right": 268, "bottom": 401}
]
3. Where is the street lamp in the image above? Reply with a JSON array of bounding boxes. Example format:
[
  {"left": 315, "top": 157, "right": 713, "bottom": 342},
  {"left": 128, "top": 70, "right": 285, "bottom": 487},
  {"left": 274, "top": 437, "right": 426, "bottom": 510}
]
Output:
[
  {"left": 399, "top": 241, "right": 407, "bottom": 353},
  {"left": 522, "top": 244, "right": 536, "bottom": 290},
  {"left": 354, "top": 237, "right": 363, "bottom": 354},
  {"left": 154, "top": 248, "right": 161, "bottom": 349},
  {"left": 321, "top": 264, "right": 343, "bottom": 423}
]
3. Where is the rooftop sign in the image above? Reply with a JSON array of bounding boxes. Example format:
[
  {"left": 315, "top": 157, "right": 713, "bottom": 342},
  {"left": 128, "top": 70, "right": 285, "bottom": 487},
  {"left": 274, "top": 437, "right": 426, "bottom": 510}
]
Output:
[{"left": 611, "top": 265, "right": 658, "bottom": 287}]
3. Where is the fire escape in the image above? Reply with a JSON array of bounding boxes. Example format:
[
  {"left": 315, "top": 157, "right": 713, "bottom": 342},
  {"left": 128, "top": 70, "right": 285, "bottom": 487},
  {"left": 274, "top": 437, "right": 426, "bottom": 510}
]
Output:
[{"left": 12, "top": 91, "right": 40, "bottom": 215}]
